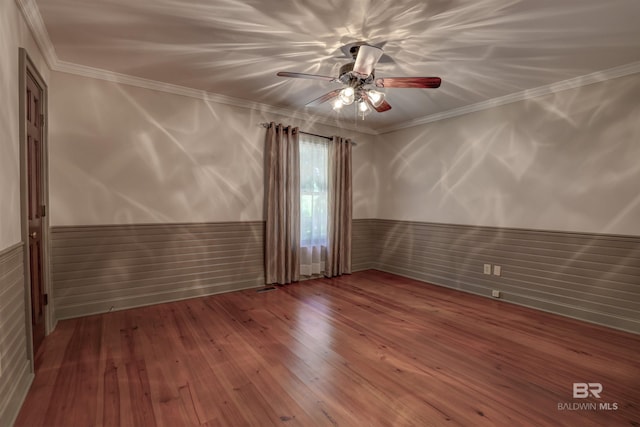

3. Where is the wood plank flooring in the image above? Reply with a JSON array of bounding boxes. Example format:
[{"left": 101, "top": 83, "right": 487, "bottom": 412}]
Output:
[{"left": 16, "top": 270, "right": 640, "bottom": 426}]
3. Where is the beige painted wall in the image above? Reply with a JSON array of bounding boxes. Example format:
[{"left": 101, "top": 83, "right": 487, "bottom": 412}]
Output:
[
  {"left": 48, "top": 67, "right": 640, "bottom": 236},
  {"left": 49, "top": 71, "right": 376, "bottom": 225},
  {"left": 374, "top": 73, "right": 640, "bottom": 236},
  {"left": 0, "top": 0, "right": 49, "bottom": 249}
]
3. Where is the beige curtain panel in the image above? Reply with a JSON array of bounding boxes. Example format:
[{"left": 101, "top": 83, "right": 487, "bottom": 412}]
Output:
[
  {"left": 264, "top": 123, "right": 300, "bottom": 284},
  {"left": 326, "top": 135, "right": 353, "bottom": 277}
]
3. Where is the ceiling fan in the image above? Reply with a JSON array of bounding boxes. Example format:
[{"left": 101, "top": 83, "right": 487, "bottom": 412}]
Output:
[{"left": 277, "top": 43, "right": 441, "bottom": 117}]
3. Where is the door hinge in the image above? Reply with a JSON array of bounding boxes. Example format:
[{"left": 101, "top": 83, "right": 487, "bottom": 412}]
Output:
[
  {"left": 44, "top": 293, "right": 49, "bottom": 306},
  {"left": 41, "top": 204, "right": 46, "bottom": 217}
]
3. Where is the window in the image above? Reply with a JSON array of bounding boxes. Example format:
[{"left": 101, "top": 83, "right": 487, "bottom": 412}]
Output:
[
  {"left": 300, "top": 134, "right": 328, "bottom": 246},
  {"left": 299, "top": 134, "right": 328, "bottom": 275}
]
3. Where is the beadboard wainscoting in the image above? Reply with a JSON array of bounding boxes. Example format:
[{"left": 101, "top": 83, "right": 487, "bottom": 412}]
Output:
[
  {"left": 371, "top": 219, "right": 640, "bottom": 334},
  {"left": 52, "top": 219, "right": 376, "bottom": 320},
  {"left": 352, "top": 219, "right": 378, "bottom": 272},
  {"left": 51, "top": 222, "right": 266, "bottom": 319},
  {"left": 0, "top": 243, "right": 33, "bottom": 427},
  {"left": 50, "top": 219, "right": 640, "bottom": 334}
]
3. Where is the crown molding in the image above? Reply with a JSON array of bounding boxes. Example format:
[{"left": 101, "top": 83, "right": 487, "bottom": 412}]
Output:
[
  {"left": 378, "top": 60, "right": 640, "bottom": 134},
  {"left": 15, "top": 0, "right": 58, "bottom": 68},
  {"left": 53, "top": 61, "right": 378, "bottom": 135}
]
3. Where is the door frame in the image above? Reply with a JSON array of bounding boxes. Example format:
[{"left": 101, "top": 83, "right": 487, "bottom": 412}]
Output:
[{"left": 19, "top": 48, "right": 53, "bottom": 368}]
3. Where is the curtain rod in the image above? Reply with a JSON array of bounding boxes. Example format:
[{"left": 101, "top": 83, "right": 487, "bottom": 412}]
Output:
[{"left": 259, "top": 123, "right": 356, "bottom": 146}]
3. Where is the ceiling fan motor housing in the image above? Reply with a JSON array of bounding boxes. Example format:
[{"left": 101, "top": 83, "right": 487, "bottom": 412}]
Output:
[{"left": 339, "top": 62, "right": 374, "bottom": 86}]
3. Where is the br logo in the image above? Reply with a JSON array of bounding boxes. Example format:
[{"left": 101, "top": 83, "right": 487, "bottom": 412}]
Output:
[{"left": 573, "top": 383, "right": 603, "bottom": 399}]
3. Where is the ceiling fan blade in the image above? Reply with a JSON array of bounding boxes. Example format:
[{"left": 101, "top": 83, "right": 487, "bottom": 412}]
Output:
[
  {"left": 352, "top": 45, "right": 383, "bottom": 77},
  {"left": 306, "top": 89, "right": 341, "bottom": 107},
  {"left": 277, "top": 72, "right": 336, "bottom": 82},
  {"left": 372, "top": 99, "right": 392, "bottom": 112},
  {"left": 377, "top": 53, "right": 395, "bottom": 64},
  {"left": 375, "top": 77, "right": 442, "bottom": 88}
]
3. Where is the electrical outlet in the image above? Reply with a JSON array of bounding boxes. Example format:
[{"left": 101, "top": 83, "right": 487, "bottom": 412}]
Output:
[
  {"left": 483, "top": 264, "right": 492, "bottom": 275},
  {"left": 493, "top": 265, "right": 501, "bottom": 276},
  {"left": 492, "top": 290, "right": 501, "bottom": 298}
]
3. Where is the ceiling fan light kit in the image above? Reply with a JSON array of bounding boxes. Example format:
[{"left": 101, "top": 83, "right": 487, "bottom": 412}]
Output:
[
  {"left": 358, "top": 99, "right": 371, "bottom": 119},
  {"left": 367, "top": 89, "right": 385, "bottom": 107},
  {"left": 277, "top": 43, "right": 441, "bottom": 120},
  {"left": 331, "top": 88, "right": 380, "bottom": 119},
  {"left": 339, "top": 86, "right": 355, "bottom": 105}
]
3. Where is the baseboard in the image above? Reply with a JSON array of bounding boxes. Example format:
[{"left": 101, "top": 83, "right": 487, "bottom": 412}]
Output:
[
  {"left": 375, "top": 266, "right": 640, "bottom": 335},
  {"left": 56, "top": 278, "right": 264, "bottom": 320}
]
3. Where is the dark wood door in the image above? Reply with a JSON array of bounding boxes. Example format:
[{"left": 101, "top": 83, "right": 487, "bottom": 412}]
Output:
[{"left": 26, "top": 70, "right": 45, "bottom": 356}]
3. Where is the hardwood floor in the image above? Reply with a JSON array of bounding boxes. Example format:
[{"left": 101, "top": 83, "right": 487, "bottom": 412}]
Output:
[{"left": 16, "top": 270, "right": 640, "bottom": 426}]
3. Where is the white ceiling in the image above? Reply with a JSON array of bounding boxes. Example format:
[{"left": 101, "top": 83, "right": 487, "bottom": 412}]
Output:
[{"left": 33, "top": 0, "right": 640, "bottom": 133}]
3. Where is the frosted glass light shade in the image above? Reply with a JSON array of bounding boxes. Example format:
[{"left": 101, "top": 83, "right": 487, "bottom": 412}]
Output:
[
  {"left": 367, "top": 89, "right": 385, "bottom": 107},
  {"left": 339, "top": 87, "right": 355, "bottom": 105}
]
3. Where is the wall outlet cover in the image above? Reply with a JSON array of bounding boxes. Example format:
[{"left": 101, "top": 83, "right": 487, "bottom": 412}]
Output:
[
  {"left": 493, "top": 265, "right": 502, "bottom": 276},
  {"left": 483, "top": 264, "right": 492, "bottom": 275},
  {"left": 492, "top": 290, "right": 501, "bottom": 298}
]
